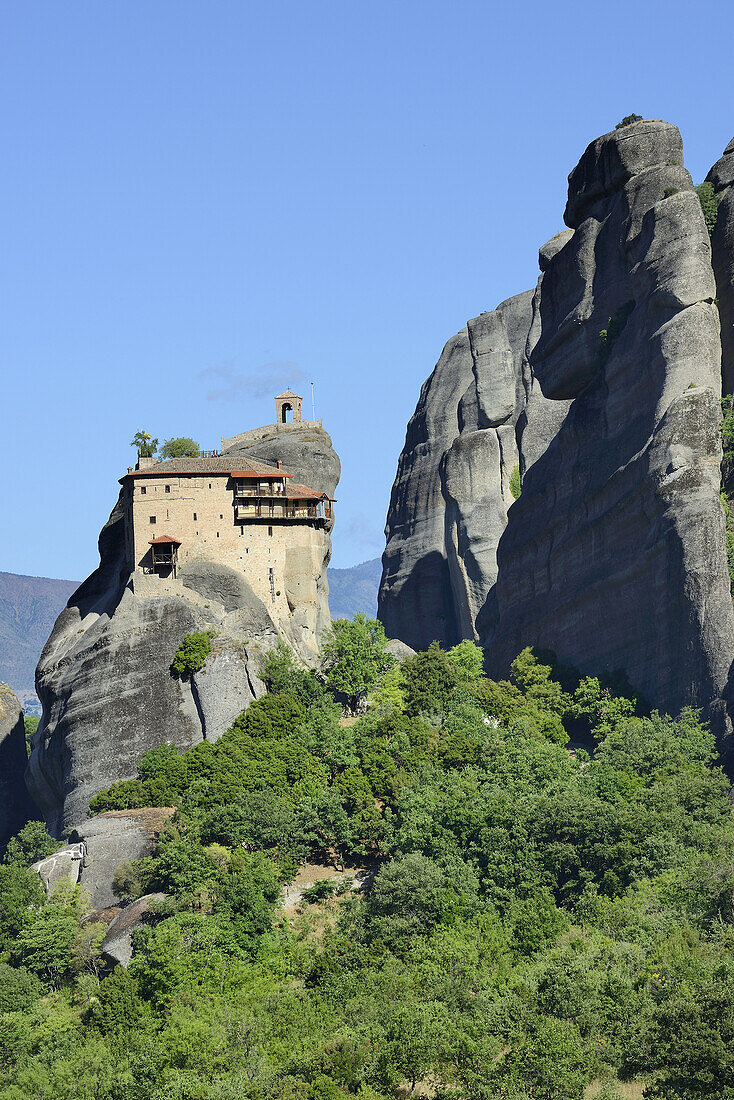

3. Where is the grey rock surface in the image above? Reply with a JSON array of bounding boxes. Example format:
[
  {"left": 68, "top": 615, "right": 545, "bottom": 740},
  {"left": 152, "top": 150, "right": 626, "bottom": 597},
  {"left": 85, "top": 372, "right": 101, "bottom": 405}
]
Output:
[
  {"left": 0, "top": 684, "right": 36, "bottom": 849},
  {"left": 379, "top": 286, "right": 567, "bottom": 651},
  {"left": 707, "top": 138, "right": 734, "bottom": 395},
  {"left": 27, "top": 524, "right": 273, "bottom": 836},
  {"left": 487, "top": 122, "right": 734, "bottom": 746},
  {"left": 68, "top": 809, "right": 175, "bottom": 910},
  {"left": 30, "top": 843, "right": 84, "bottom": 892},
  {"left": 101, "top": 892, "right": 165, "bottom": 967}
]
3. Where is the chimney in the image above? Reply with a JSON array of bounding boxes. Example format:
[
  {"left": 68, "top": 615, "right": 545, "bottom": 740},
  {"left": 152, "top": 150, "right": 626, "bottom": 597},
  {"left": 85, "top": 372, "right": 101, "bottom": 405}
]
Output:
[
  {"left": 277, "top": 460, "right": 283, "bottom": 469},
  {"left": 136, "top": 455, "right": 155, "bottom": 471}
]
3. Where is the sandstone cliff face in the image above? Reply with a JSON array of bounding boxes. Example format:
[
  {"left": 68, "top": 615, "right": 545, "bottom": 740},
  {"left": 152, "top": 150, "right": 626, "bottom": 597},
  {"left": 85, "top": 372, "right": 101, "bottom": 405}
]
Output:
[
  {"left": 0, "top": 684, "right": 36, "bottom": 849},
  {"left": 486, "top": 122, "right": 734, "bottom": 738},
  {"left": 29, "top": 437, "right": 338, "bottom": 835},
  {"left": 381, "top": 120, "right": 734, "bottom": 752},
  {"left": 379, "top": 279, "right": 569, "bottom": 651}
]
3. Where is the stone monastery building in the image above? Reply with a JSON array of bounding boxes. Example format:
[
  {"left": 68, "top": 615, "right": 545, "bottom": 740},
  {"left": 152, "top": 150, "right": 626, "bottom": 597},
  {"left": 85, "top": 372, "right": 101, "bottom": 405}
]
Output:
[{"left": 120, "top": 392, "right": 335, "bottom": 614}]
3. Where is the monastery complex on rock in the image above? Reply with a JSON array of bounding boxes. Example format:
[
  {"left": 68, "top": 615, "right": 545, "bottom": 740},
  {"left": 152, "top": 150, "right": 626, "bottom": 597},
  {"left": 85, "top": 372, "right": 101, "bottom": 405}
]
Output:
[{"left": 120, "top": 392, "right": 335, "bottom": 617}]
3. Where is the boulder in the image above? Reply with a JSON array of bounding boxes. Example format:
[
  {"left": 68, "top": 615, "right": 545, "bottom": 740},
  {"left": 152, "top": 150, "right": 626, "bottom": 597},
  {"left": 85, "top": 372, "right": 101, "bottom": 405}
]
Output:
[
  {"left": 68, "top": 809, "right": 175, "bottom": 910},
  {"left": 30, "top": 843, "right": 84, "bottom": 892},
  {"left": 101, "top": 893, "right": 165, "bottom": 967},
  {"left": 0, "top": 684, "right": 36, "bottom": 849}
]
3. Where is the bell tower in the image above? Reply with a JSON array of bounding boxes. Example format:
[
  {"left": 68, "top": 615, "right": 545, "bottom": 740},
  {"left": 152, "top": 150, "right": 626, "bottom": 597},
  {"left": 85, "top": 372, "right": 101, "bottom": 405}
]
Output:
[{"left": 275, "top": 390, "right": 303, "bottom": 426}]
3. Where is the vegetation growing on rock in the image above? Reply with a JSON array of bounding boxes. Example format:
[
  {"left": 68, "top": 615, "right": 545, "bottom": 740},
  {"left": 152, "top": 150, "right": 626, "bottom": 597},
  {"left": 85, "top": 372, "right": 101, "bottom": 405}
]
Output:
[
  {"left": 171, "top": 629, "right": 215, "bottom": 677},
  {"left": 3, "top": 634, "right": 733, "bottom": 1097}
]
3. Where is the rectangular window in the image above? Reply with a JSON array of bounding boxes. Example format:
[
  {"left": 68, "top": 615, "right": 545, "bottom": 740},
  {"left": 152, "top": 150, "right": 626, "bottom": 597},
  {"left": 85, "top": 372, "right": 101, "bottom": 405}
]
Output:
[
  {"left": 216, "top": 532, "right": 219, "bottom": 538},
  {"left": 149, "top": 516, "right": 156, "bottom": 524},
  {"left": 268, "top": 526, "right": 273, "bottom": 537},
  {"left": 193, "top": 513, "right": 197, "bottom": 521},
  {"left": 220, "top": 514, "right": 223, "bottom": 519},
  {"left": 165, "top": 485, "right": 170, "bottom": 494},
  {"left": 141, "top": 486, "right": 146, "bottom": 495}
]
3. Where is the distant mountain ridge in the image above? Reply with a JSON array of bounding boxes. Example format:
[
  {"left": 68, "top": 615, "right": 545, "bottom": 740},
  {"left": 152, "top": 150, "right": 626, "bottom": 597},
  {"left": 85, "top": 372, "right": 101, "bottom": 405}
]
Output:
[
  {"left": 0, "top": 572, "right": 79, "bottom": 713},
  {"left": 0, "top": 560, "right": 381, "bottom": 710}
]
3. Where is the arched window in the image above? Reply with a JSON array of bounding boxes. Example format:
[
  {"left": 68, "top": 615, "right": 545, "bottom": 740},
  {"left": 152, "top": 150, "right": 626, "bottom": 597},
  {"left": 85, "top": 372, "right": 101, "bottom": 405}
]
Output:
[{"left": 281, "top": 402, "right": 293, "bottom": 424}]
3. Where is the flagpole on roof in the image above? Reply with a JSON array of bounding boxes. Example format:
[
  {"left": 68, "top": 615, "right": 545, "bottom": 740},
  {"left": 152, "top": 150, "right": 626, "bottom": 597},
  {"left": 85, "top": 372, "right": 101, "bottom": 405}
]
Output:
[{"left": 311, "top": 381, "right": 315, "bottom": 421}]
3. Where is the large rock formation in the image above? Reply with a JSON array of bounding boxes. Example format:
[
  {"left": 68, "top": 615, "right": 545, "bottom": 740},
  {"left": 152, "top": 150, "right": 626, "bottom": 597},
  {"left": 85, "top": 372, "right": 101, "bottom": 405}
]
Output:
[
  {"left": 0, "top": 684, "right": 36, "bottom": 849},
  {"left": 379, "top": 277, "right": 569, "bottom": 650},
  {"left": 487, "top": 122, "right": 734, "bottom": 738},
  {"left": 381, "top": 120, "right": 734, "bottom": 752},
  {"left": 29, "top": 434, "right": 338, "bottom": 835},
  {"left": 707, "top": 138, "right": 734, "bottom": 395}
]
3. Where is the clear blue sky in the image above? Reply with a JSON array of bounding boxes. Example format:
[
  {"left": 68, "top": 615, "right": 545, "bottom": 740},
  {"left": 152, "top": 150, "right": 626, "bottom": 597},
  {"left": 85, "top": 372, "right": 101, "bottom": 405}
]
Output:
[{"left": 3, "top": 0, "right": 734, "bottom": 580}]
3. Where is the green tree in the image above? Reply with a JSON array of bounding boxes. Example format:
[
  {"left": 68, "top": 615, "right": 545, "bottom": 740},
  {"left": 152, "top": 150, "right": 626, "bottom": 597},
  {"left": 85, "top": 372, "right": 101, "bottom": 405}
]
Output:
[
  {"left": 615, "top": 113, "right": 643, "bottom": 128},
  {"left": 321, "top": 614, "right": 395, "bottom": 705},
  {"left": 3, "top": 821, "right": 60, "bottom": 868},
  {"left": 509, "top": 464, "right": 522, "bottom": 499},
  {"left": 401, "top": 641, "right": 458, "bottom": 718},
  {"left": 447, "top": 640, "right": 485, "bottom": 682},
  {"left": 159, "top": 436, "right": 200, "bottom": 458},
  {"left": 130, "top": 430, "right": 158, "bottom": 458}
]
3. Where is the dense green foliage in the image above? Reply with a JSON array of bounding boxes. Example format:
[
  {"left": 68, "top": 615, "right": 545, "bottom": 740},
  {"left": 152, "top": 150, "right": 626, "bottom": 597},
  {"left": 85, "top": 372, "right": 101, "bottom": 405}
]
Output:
[
  {"left": 159, "top": 437, "right": 200, "bottom": 458},
  {"left": 171, "top": 629, "right": 215, "bottom": 677},
  {"left": 3, "top": 639, "right": 734, "bottom": 1098},
  {"left": 696, "top": 181, "right": 719, "bottom": 236},
  {"left": 615, "top": 114, "right": 643, "bottom": 128}
]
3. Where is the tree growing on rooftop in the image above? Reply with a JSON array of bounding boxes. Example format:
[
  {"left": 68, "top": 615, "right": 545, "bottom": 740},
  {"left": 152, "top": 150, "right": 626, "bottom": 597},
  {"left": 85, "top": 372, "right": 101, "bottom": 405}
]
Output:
[
  {"left": 160, "top": 437, "right": 200, "bottom": 458},
  {"left": 130, "top": 430, "right": 158, "bottom": 458}
]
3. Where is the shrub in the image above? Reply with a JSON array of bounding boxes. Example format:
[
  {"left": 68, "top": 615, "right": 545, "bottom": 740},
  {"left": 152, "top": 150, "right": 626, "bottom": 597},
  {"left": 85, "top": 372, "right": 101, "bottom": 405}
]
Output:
[
  {"left": 509, "top": 464, "right": 521, "bottom": 500},
  {"left": 696, "top": 180, "right": 719, "bottom": 236},
  {"left": 172, "top": 629, "right": 215, "bottom": 677},
  {"left": 615, "top": 114, "right": 643, "bottom": 128},
  {"left": 664, "top": 186, "right": 680, "bottom": 198}
]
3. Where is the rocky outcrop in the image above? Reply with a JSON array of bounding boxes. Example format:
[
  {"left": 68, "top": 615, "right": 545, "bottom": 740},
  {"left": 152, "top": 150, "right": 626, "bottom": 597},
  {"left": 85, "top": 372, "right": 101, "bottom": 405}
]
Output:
[
  {"left": 101, "top": 893, "right": 165, "bottom": 966},
  {"left": 30, "top": 808, "right": 174, "bottom": 912},
  {"left": 0, "top": 684, "right": 36, "bottom": 849},
  {"left": 707, "top": 138, "right": 734, "bottom": 395},
  {"left": 69, "top": 809, "right": 175, "bottom": 910},
  {"left": 381, "top": 120, "right": 734, "bottom": 752},
  {"left": 29, "top": 449, "right": 336, "bottom": 834},
  {"left": 379, "top": 282, "right": 569, "bottom": 651},
  {"left": 484, "top": 122, "right": 734, "bottom": 738}
]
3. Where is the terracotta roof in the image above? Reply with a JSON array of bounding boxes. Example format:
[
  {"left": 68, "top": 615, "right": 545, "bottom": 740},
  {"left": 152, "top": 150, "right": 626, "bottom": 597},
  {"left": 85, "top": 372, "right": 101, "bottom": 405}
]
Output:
[
  {"left": 275, "top": 390, "right": 302, "bottom": 399},
  {"left": 287, "top": 483, "right": 337, "bottom": 502},
  {"left": 149, "top": 535, "right": 182, "bottom": 545},
  {"left": 121, "top": 455, "right": 291, "bottom": 481}
]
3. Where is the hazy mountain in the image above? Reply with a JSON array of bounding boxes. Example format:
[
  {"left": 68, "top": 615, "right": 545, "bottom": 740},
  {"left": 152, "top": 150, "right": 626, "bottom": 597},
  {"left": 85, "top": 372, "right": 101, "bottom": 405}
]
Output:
[
  {"left": 0, "top": 559, "right": 382, "bottom": 710},
  {"left": 327, "top": 557, "right": 381, "bottom": 620},
  {"left": 0, "top": 572, "right": 79, "bottom": 713}
]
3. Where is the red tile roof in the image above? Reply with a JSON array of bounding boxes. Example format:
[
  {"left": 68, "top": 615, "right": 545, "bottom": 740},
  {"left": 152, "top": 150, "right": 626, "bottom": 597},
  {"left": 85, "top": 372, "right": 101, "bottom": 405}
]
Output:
[
  {"left": 149, "top": 535, "right": 182, "bottom": 545},
  {"left": 275, "top": 390, "right": 302, "bottom": 399}
]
